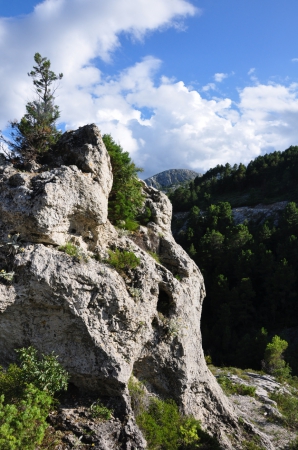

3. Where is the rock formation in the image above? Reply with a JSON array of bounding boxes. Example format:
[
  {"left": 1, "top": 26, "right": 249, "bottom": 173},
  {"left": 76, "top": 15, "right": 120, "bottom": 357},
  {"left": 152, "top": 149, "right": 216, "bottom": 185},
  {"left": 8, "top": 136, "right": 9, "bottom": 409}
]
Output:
[
  {"left": 0, "top": 124, "right": 273, "bottom": 449},
  {"left": 144, "top": 168, "right": 201, "bottom": 190}
]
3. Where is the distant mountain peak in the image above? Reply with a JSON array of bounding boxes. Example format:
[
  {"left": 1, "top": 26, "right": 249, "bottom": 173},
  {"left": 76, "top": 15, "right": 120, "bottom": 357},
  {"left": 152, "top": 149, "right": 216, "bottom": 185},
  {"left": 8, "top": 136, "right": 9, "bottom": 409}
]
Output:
[{"left": 144, "top": 168, "right": 201, "bottom": 190}]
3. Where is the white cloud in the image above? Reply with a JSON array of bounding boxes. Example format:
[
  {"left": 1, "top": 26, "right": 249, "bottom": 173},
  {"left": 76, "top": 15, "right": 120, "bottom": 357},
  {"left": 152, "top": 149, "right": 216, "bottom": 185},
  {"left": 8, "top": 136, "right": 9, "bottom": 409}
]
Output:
[
  {"left": 64, "top": 57, "right": 298, "bottom": 178},
  {"left": 0, "top": 0, "right": 197, "bottom": 127},
  {"left": 202, "top": 83, "right": 216, "bottom": 92},
  {"left": 1, "top": 0, "right": 298, "bottom": 179},
  {"left": 214, "top": 73, "right": 228, "bottom": 83},
  {"left": 291, "top": 58, "right": 298, "bottom": 62},
  {"left": 248, "top": 68, "right": 255, "bottom": 75}
]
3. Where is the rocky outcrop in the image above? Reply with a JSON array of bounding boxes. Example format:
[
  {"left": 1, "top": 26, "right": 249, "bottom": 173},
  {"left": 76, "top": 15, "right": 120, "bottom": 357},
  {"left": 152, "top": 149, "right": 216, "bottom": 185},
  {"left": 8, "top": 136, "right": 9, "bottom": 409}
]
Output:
[
  {"left": 214, "top": 368, "right": 298, "bottom": 449},
  {"left": 144, "top": 168, "right": 201, "bottom": 190},
  {"left": 0, "top": 124, "right": 273, "bottom": 449},
  {"left": 232, "top": 201, "right": 288, "bottom": 225}
]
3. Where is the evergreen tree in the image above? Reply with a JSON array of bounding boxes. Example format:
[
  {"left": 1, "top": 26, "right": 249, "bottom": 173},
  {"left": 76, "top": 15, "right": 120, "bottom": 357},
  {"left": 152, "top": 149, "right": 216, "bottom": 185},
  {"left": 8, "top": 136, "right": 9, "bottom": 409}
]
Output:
[
  {"left": 102, "top": 134, "right": 144, "bottom": 229},
  {"left": 3, "top": 53, "right": 63, "bottom": 161}
]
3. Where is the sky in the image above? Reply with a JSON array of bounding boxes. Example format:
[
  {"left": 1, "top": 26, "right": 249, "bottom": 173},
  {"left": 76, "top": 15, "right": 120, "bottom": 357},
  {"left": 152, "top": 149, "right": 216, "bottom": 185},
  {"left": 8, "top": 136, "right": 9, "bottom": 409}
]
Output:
[{"left": 1, "top": 1, "right": 298, "bottom": 178}]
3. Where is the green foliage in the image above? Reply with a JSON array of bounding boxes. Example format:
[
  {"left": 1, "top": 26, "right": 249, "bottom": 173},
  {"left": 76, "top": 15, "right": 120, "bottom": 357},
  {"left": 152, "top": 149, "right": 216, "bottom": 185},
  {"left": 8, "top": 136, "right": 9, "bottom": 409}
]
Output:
[
  {"left": 16, "top": 346, "right": 69, "bottom": 396},
  {"left": 270, "top": 391, "right": 298, "bottom": 429},
  {"left": 0, "top": 233, "right": 24, "bottom": 255},
  {"left": 137, "top": 399, "right": 200, "bottom": 450},
  {"left": 0, "top": 364, "right": 24, "bottom": 403},
  {"left": 0, "top": 384, "right": 53, "bottom": 450},
  {"left": 288, "top": 436, "right": 298, "bottom": 449},
  {"left": 128, "top": 377, "right": 147, "bottom": 417},
  {"left": 263, "top": 336, "right": 291, "bottom": 379},
  {"left": 172, "top": 194, "right": 298, "bottom": 372},
  {"left": 241, "top": 440, "right": 265, "bottom": 450},
  {"left": 102, "top": 134, "right": 144, "bottom": 228},
  {"left": 2, "top": 53, "right": 63, "bottom": 161},
  {"left": 107, "top": 248, "right": 140, "bottom": 272},
  {"left": 0, "top": 347, "right": 68, "bottom": 449},
  {"left": 128, "top": 377, "right": 219, "bottom": 449},
  {"left": 148, "top": 251, "right": 161, "bottom": 264},
  {"left": 0, "top": 269, "right": 15, "bottom": 283},
  {"left": 58, "top": 242, "right": 88, "bottom": 262},
  {"left": 90, "top": 401, "right": 112, "bottom": 420},
  {"left": 169, "top": 146, "right": 298, "bottom": 212},
  {"left": 217, "top": 375, "right": 256, "bottom": 397}
]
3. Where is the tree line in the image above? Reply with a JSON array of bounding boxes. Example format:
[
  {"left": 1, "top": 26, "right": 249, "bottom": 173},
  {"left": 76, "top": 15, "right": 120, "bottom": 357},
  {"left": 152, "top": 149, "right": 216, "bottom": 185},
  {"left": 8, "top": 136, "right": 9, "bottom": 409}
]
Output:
[{"left": 169, "top": 147, "right": 298, "bottom": 212}]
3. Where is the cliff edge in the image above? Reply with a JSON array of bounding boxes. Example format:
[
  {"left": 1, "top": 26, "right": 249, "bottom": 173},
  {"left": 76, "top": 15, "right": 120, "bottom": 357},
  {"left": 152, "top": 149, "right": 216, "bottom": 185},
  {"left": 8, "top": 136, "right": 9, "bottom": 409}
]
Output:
[{"left": 0, "top": 125, "right": 272, "bottom": 449}]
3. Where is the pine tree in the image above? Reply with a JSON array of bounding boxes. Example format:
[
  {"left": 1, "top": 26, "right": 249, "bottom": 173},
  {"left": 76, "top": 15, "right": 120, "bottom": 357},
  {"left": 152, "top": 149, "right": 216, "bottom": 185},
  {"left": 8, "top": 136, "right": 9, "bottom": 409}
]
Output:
[
  {"left": 3, "top": 53, "right": 63, "bottom": 161},
  {"left": 102, "top": 134, "right": 144, "bottom": 229}
]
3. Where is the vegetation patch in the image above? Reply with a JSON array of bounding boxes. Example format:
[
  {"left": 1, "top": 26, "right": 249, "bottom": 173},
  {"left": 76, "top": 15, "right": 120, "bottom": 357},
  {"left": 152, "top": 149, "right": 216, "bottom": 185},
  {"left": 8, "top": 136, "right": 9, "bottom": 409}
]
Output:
[
  {"left": 270, "top": 390, "right": 298, "bottom": 430},
  {"left": 103, "top": 134, "right": 144, "bottom": 229},
  {"left": 148, "top": 251, "right": 161, "bottom": 264},
  {"left": 90, "top": 401, "right": 113, "bottom": 420},
  {"left": 58, "top": 242, "right": 88, "bottom": 262},
  {"left": 128, "top": 377, "right": 220, "bottom": 450},
  {"left": 217, "top": 375, "right": 256, "bottom": 397},
  {"left": 107, "top": 248, "right": 140, "bottom": 272},
  {"left": 0, "top": 346, "right": 68, "bottom": 449}
]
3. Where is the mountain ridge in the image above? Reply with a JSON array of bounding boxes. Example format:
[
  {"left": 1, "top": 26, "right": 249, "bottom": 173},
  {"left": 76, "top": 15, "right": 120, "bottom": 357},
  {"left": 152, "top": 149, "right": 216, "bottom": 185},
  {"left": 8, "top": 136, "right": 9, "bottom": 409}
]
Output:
[{"left": 144, "top": 168, "right": 201, "bottom": 190}]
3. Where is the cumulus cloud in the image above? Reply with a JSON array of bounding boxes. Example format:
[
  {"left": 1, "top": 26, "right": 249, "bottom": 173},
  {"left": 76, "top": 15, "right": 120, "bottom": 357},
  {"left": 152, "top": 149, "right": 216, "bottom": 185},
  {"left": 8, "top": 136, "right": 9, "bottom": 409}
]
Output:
[
  {"left": 0, "top": 0, "right": 197, "bottom": 126},
  {"left": 1, "top": 0, "right": 298, "bottom": 179},
  {"left": 214, "top": 73, "right": 228, "bottom": 83},
  {"left": 62, "top": 56, "right": 298, "bottom": 178},
  {"left": 202, "top": 83, "right": 216, "bottom": 92}
]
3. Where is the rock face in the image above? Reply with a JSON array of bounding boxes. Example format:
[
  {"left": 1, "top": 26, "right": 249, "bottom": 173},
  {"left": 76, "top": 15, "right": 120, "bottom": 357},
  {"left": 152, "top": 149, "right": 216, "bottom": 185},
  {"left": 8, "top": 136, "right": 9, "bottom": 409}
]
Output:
[
  {"left": 144, "top": 168, "right": 201, "bottom": 190},
  {"left": 214, "top": 369, "right": 298, "bottom": 449},
  {"left": 0, "top": 125, "right": 273, "bottom": 449},
  {"left": 232, "top": 201, "right": 288, "bottom": 225}
]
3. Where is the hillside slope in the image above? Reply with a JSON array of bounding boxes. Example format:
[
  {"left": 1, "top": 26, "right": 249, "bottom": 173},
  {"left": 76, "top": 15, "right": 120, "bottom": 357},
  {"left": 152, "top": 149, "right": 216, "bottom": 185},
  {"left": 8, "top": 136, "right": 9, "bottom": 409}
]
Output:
[
  {"left": 170, "top": 147, "right": 298, "bottom": 377},
  {"left": 144, "top": 168, "right": 201, "bottom": 190}
]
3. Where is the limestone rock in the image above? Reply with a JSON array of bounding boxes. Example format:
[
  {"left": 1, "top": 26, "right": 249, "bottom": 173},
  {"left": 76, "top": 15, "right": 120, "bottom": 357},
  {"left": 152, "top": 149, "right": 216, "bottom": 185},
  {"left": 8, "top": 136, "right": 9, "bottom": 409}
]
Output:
[
  {"left": 0, "top": 125, "right": 274, "bottom": 449},
  {"left": 0, "top": 124, "right": 114, "bottom": 249},
  {"left": 144, "top": 168, "right": 201, "bottom": 190}
]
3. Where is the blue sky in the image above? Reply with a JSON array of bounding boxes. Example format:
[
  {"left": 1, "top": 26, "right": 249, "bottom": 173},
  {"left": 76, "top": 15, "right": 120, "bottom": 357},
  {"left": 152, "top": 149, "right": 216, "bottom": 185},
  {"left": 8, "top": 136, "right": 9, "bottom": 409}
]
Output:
[{"left": 1, "top": 0, "right": 298, "bottom": 178}]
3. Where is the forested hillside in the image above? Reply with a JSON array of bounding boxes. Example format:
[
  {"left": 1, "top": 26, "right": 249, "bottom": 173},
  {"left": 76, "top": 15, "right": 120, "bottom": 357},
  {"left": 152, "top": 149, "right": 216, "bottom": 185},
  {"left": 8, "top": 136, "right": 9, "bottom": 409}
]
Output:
[
  {"left": 169, "top": 147, "right": 298, "bottom": 375},
  {"left": 170, "top": 146, "right": 298, "bottom": 211}
]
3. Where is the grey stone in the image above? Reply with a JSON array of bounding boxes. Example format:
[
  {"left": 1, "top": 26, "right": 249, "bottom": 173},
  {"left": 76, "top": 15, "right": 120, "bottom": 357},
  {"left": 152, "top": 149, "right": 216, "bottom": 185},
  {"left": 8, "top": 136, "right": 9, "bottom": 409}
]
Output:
[{"left": 144, "top": 168, "right": 201, "bottom": 190}]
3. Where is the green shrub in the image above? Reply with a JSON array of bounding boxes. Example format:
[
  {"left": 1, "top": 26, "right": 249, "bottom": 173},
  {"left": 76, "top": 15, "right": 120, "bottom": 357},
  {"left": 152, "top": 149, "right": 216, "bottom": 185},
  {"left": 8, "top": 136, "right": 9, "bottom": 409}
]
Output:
[
  {"left": 288, "top": 436, "right": 298, "bottom": 449},
  {"left": 16, "top": 346, "right": 69, "bottom": 396},
  {"left": 205, "top": 355, "right": 212, "bottom": 365},
  {"left": 137, "top": 399, "right": 181, "bottom": 450},
  {"left": 0, "top": 347, "right": 68, "bottom": 449},
  {"left": 0, "top": 384, "right": 53, "bottom": 450},
  {"left": 0, "top": 364, "right": 24, "bottom": 403},
  {"left": 128, "top": 377, "right": 147, "bottom": 417},
  {"left": 148, "top": 251, "right": 161, "bottom": 264},
  {"left": 217, "top": 375, "right": 256, "bottom": 397},
  {"left": 0, "top": 269, "right": 15, "bottom": 283},
  {"left": 90, "top": 401, "right": 112, "bottom": 420},
  {"left": 58, "top": 242, "right": 88, "bottom": 262},
  {"left": 122, "top": 218, "right": 140, "bottom": 232},
  {"left": 107, "top": 248, "right": 140, "bottom": 272},
  {"left": 270, "top": 391, "right": 298, "bottom": 429},
  {"left": 128, "top": 377, "right": 219, "bottom": 449},
  {"left": 263, "top": 335, "right": 291, "bottom": 379}
]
